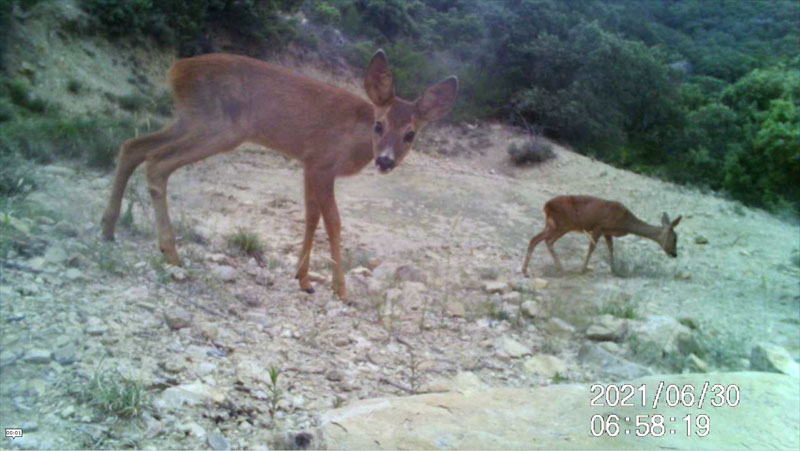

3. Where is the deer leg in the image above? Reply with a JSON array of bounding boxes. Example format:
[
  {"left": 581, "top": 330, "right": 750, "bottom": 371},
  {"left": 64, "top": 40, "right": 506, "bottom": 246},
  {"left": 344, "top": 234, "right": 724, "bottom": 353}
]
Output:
[
  {"left": 145, "top": 129, "right": 243, "bottom": 265},
  {"left": 312, "top": 174, "right": 346, "bottom": 299},
  {"left": 102, "top": 121, "right": 185, "bottom": 241},
  {"left": 522, "top": 230, "right": 546, "bottom": 277},
  {"left": 295, "top": 169, "right": 322, "bottom": 294},
  {"left": 581, "top": 230, "right": 602, "bottom": 273},
  {"left": 604, "top": 235, "right": 615, "bottom": 273}
]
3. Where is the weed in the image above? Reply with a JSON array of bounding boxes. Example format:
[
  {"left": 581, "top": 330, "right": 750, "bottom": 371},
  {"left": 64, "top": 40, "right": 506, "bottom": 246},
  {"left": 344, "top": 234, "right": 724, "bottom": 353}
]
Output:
[
  {"left": 4, "top": 78, "right": 49, "bottom": 113},
  {"left": 596, "top": 294, "right": 638, "bottom": 319},
  {"left": 508, "top": 140, "right": 555, "bottom": 165},
  {"left": 267, "top": 365, "right": 282, "bottom": 419},
  {"left": 404, "top": 349, "right": 422, "bottom": 395},
  {"left": 67, "top": 79, "right": 83, "bottom": 94},
  {"left": 152, "top": 90, "right": 173, "bottom": 116},
  {"left": 484, "top": 298, "right": 510, "bottom": 322},
  {"left": 117, "top": 94, "right": 149, "bottom": 112},
  {"left": 227, "top": 228, "right": 264, "bottom": 261},
  {"left": 119, "top": 201, "right": 135, "bottom": 230},
  {"left": 551, "top": 372, "right": 568, "bottom": 384},
  {"left": 149, "top": 255, "right": 171, "bottom": 283},
  {"left": 79, "top": 363, "right": 149, "bottom": 418}
]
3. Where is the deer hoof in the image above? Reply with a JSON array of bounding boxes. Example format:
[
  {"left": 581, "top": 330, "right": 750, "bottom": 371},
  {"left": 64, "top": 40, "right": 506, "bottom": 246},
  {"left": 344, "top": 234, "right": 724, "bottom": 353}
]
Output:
[{"left": 303, "top": 286, "right": 315, "bottom": 294}]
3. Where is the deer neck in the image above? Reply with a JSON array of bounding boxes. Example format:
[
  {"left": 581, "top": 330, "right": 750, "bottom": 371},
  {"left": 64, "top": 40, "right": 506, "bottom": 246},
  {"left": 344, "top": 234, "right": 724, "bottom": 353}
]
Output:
[{"left": 625, "top": 215, "right": 664, "bottom": 245}]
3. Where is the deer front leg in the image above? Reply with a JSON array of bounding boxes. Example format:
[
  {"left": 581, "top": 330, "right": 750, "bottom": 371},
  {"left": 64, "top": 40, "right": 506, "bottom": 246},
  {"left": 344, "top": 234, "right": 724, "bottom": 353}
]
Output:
[
  {"left": 604, "top": 235, "right": 615, "bottom": 273},
  {"left": 581, "top": 230, "right": 602, "bottom": 273},
  {"left": 315, "top": 177, "right": 346, "bottom": 299},
  {"left": 296, "top": 170, "right": 321, "bottom": 293},
  {"left": 522, "top": 231, "right": 546, "bottom": 277}
]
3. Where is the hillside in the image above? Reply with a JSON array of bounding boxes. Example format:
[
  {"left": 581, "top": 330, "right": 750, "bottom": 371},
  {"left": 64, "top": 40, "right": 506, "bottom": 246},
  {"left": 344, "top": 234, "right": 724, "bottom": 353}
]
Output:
[{"left": 1, "top": 2, "right": 798, "bottom": 450}]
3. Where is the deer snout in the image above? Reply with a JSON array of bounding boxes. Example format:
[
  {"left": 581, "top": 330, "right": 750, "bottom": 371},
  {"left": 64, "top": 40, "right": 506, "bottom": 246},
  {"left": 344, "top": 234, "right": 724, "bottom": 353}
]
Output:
[{"left": 375, "top": 155, "right": 395, "bottom": 173}]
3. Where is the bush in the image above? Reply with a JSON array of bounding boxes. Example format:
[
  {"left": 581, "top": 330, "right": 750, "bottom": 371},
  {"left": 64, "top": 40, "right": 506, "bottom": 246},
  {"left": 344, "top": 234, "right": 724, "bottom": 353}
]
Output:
[
  {"left": 508, "top": 140, "right": 555, "bottom": 166},
  {"left": 0, "top": 116, "right": 147, "bottom": 169},
  {"left": 4, "top": 78, "right": 49, "bottom": 114}
]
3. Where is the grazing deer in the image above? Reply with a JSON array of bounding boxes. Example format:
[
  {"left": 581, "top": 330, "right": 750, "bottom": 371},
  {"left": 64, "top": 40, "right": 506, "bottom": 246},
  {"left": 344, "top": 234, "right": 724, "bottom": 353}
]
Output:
[
  {"left": 521, "top": 195, "right": 682, "bottom": 276},
  {"left": 101, "top": 50, "right": 458, "bottom": 298}
]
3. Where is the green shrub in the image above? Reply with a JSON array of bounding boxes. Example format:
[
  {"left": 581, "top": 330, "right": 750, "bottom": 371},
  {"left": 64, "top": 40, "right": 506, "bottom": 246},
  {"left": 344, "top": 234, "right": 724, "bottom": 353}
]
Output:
[
  {"left": 117, "top": 93, "right": 148, "bottom": 112},
  {"left": 227, "top": 228, "right": 265, "bottom": 260},
  {"left": 0, "top": 116, "right": 146, "bottom": 169},
  {"left": 67, "top": 78, "right": 83, "bottom": 94},
  {"left": 4, "top": 78, "right": 49, "bottom": 114}
]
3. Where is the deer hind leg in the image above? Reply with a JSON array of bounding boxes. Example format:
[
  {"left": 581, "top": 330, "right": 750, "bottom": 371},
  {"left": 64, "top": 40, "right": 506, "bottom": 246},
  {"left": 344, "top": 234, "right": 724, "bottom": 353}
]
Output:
[
  {"left": 544, "top": 220, "right": 568, "bottom": 272},
  {"left": 295, "top": 169, "right": 322, "bottom": 294},
  {"left": 522, "top": 230, "right": 546, "bottom": 276},
  {"left": 581, "top": 229, "right": 603, "bottom": 273},
  {"left": 604, "top": 235, "right": 615, "bottom": 273},
  {"left": 102, "top": 121, "right": 185, "bottom": 241},
  {"left": 145, "top": 129, "right": 244, "bottom": 265}
]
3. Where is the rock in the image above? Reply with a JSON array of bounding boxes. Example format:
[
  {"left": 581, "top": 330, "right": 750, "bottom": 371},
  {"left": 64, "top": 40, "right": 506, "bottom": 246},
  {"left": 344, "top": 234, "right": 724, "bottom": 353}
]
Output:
[
  {"left": 384, "top": 288, "right": 403, "bottom": 304},
  {"left": 685, "top": 354, "right": 709, "bottom": 373},
  {"left": 585, "top": 314, "right": 627, "bottom": 341},
  {"left": 206, "top": 253, "right": 227, "bottom": 263},
  {"left": 320, "top": 372, "right": 800, "bottom": 450},
  {"left": 164, "top": 308, "right": 193, "bottom": 331},
  {"left": 372, "top": 262, "right": 398, "bottom": 281},
  {"left": 395, "top": 264, "right": 427, "bottom": 283},
  {"left": 520, "top": 300, "right": 541, "bottom": 318},
  {"left": 349, "top": 266, "right": 372, "bottom": 277},
  {"left": 445, "top": 301, "right": 466, "bottom": 317},
  {"left": 695, "top": 236, "right": 709, "bottom": 244},
  {"left": 23, "top": 349, "right": 52, "bottom": 364},
  {"left": 54, "top": 345, "right": 78, "bottom": 365},
  {"left": 532, "top": 278, "right": 549, "bottom": 290},
  {"left": 0, "top": 350, "right": 19, "bottom": 366},
  {"left": 578, "top": 343, "right": 653, "bottom": 379},
  {"left": 211, "top": 265, "right": 237, "bottom": 282},
  {"left": 484, "top": 281, "right": 509, "bottom": 294},
  {"left": 627, "top": 315, "right": 691, "bottom": 357},
  {"left": 208, "top": 432, "right": 231, "bottom": 451},
  {"left": 495, "top": 336, "right": 531, "bottom": 360},
  {"left": 166, "top": 265, "right": 187, "bottom": 281},
  {"left": 178, "top": 422, "right": 206, "bottom": 438},
  {"left": 326, "top": 370, "right": 344, "bottom": 382},
  {"left": 501, "top": 292, "right": 521, "bottom": 303},
  {"left": 155, "top": 381, "right": 225, "bottom": 410},
  {"left": 158, "top": 359, "right": 187, "bottom": 374},
  {"left": 425, "top": 371, "right": 486, "bottom": 394},
  {"left": 544, "top": 317, "right": 576, "bottom": 335},
  {"left": 64, "top": 268, "right": 82, "bottom": 280},
  {"left": 195, "top": 322, "right": 219, "bottom": 341},
  {"left": 308, "top": 271, "right": 326, "bottom": 283},
  {"left": 523, "top": 355, "right": 567, "bottom": 378},
  {"left": 85, "top": 321, "right": 108, "bottom": 336},
  {"left": 59, "top": 405, "right": 76, "bottom": 418},
  {"left": 597, "top": 341, "right": 622, "bottom": 355},
  {"left": 43, "top": 246, "right": 68, "bottom": 265},
  {"left": 751, "top": 343, "right": 800, "bottom": 378}
]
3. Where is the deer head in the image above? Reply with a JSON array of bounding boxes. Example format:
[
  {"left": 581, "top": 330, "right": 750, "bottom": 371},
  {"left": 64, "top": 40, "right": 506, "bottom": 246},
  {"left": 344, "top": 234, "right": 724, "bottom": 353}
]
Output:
[
  {"left": 364, "top": 50, "right": 458, "bottom": 173},
  {"left": 659, "top": 213, "right": 682, "bottom": 257}
]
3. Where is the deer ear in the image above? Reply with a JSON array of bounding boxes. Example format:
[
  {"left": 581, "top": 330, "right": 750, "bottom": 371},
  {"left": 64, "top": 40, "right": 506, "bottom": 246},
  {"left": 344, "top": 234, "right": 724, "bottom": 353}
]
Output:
[
  {"left": 365, "top": 49, "right": 394, "bottom": 106},
  {"left": 416, "top": 76, "right": 458, "bottom": 122},
  {"left": 671, "top": 215, "right": 682, "bottom": 228},
  {"left": 661, "top": 212, "right": 670, "bottom": 227}
]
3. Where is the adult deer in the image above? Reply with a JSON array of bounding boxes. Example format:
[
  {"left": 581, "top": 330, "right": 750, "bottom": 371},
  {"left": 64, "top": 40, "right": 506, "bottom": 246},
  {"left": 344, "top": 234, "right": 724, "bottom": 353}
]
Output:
[
  {"left": 521, "top": 195, "right": 682, "bottom": 276},
  {"left": 101, "top": 51, "right": 458, "bottom": 298}
]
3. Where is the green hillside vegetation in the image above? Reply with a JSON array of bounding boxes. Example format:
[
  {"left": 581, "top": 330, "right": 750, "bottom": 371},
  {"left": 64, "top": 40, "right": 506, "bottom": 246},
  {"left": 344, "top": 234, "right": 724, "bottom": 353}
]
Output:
[{"left": 1, "top": 0, "right": 798, "bottom": 215}]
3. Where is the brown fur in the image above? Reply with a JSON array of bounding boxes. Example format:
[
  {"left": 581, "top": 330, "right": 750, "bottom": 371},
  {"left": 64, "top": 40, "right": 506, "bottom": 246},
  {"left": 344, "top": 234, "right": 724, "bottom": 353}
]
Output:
[{"left": 101, "top": 51, "right": 457, "bottom": 299}]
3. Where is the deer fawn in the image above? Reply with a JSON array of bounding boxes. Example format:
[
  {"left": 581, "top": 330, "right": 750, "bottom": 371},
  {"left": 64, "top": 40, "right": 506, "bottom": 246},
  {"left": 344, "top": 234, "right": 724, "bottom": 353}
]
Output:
[
  {"left": 521, "top": 195, "right": 682, "bottom": 276},
  {"left": 101, "top": 50, "right": 458, "bottom": 298}
]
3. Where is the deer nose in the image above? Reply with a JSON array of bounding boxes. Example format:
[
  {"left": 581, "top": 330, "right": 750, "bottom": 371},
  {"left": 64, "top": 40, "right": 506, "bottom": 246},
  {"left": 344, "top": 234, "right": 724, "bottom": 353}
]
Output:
[{"left": 375, "top": 156, "right": 395, "bottom": 172}]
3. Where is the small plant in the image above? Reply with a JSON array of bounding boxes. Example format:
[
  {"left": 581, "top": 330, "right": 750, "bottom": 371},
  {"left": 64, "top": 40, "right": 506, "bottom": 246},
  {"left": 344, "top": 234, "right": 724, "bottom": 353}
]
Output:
[
  {"left": 267, "top": 365, "right": 282, "bottom": 419},
  {"left": 117, "top": 94, "right": 149, "bottom": 112},
  {"left": 404, "top": 349, "right": 422, "bottom": 395},
  {"left": 484, "top": 299, "right": 510, "bottom": 322},
  {"left": 79, "top": 363, "right": 148, "bottom": 418},
  {"left": 5, "top": 78, "right": 49, "bottom": 114},
  {"left": 508, "top": 140, "right": 555, "bottom": 165},
  {"left": 551, "top": 372, "right": 568, "bottom": 384},
  {"left": 67, "top": 79, "right": 83, "bottom": 94},
  {"left": 227, "top": 228, "right": 265, "bottom": 261},
  {"left": 119, "top": 201, "right": 135, "bottom": 229},
  {"left": 149, "top": 255, "right": 171, "bottom": 283},
  {"left": 597, "top": 295, "right": 638, "bottom": 319}
]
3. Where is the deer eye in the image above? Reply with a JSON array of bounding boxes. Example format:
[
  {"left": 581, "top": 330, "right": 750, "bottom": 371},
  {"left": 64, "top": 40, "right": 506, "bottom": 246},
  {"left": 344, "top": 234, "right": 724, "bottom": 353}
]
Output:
[
  {"left": 403, "top": 131, "right": 416, "bottom": 143},
  {"left": 374, "top": 122, "right": 384, "bottom": 135}
]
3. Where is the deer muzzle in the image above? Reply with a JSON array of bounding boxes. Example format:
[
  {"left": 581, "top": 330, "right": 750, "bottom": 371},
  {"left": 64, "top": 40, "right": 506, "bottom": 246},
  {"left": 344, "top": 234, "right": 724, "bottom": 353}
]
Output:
[{"left": 375, "top": 155, "right": 395, "bottom": 173}]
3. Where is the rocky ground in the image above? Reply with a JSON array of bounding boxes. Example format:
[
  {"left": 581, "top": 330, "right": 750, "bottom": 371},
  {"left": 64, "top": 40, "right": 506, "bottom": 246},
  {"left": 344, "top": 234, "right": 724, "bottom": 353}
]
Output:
[{"left": 1, "top": 2, "right": 799, "bottom": 449}]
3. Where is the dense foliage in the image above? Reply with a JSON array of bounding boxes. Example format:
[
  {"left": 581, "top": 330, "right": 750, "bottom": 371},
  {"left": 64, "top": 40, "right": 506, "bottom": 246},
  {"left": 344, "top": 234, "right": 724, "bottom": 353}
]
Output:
[
  {"left": 2, "top": 0, "right": 798, "bottom": 215},
  {"left": 309, "top": 0, "right": 800, "bottom": 214}
]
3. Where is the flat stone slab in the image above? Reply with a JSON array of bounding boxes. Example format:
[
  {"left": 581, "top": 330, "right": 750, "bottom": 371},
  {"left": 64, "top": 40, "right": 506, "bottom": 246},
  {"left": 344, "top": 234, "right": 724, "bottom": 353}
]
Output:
[{"left": 320, "top": 372, "right": 799, "bottom": 450}]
